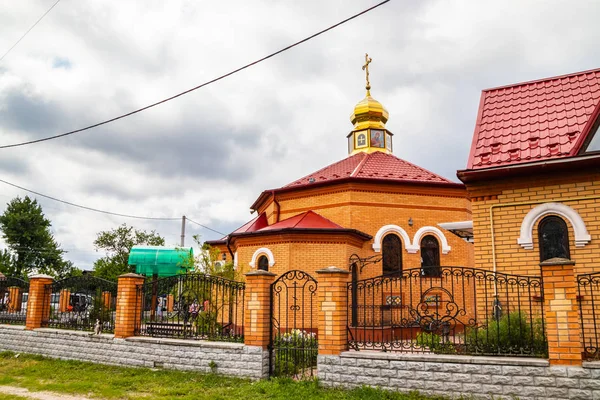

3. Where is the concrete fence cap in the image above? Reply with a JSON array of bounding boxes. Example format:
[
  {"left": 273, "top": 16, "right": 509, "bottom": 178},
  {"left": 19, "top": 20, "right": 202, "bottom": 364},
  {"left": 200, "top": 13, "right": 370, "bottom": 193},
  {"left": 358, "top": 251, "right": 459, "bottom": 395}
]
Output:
[
  {"left": 28, "top": 274, "right": 54, "bottom": 280},
  {"left": 245, "top": 270, "right": 276, "bottom": 277},
  {"left": 316, "top": 266, "right": 350, "bottom": 274},
  {"left": 118, "top": 273, "right": 146, "bottom": 278}
]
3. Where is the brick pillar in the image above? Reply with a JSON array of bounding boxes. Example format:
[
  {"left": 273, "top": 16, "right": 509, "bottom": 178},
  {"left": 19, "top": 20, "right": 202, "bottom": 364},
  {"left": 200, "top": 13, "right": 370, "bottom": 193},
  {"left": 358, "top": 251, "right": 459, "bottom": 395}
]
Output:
[
  {"left": 114, "top": 273, "right": 145, "bottom": 339},
  {"left": 540, "top": 260, "right": 583, "bottom": 366},
  {"left": 166, "top": 294, "right": 174, "bottom": 312},
  {"left": 244, "top": 270, "right": 276, "bottom": 348},
  {"left": 25, "top": 274, "right": 53, "bottom": 330},
  {"left": 8, "top": 286, "right": 22, "bottom": 312},
  {"left": 316, "top": 266, "right": 350, "bottom": 355},
  {"left": 59, "top": 289, "right": 71, "bottom": 312},
  {"left": 102, "top": 291, "right": 112, "bottom": 309}
]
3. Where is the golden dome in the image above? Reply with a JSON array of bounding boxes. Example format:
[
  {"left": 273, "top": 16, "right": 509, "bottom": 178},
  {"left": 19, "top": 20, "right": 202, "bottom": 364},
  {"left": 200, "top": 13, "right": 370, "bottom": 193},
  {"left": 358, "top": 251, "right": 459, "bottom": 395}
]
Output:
[{"left": 350, "top": 89, "right": 389, "bottom": 130}]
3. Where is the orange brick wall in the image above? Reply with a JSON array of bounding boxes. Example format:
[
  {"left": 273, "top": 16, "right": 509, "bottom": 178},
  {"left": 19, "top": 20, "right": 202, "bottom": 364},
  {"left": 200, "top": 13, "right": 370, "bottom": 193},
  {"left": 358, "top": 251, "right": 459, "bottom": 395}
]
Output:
[
  {"left": 468, "top": 172, "right": 600, "bottom": 277},
  {"left": 232, "top": 182, "right": 473, "bottom": 280}
]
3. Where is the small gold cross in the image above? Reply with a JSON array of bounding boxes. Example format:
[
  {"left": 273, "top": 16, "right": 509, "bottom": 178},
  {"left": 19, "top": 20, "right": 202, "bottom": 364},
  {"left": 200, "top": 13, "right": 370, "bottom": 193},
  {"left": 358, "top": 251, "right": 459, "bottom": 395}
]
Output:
[{"left": 362, "top": 53, "right": 372, "bottom": 91}]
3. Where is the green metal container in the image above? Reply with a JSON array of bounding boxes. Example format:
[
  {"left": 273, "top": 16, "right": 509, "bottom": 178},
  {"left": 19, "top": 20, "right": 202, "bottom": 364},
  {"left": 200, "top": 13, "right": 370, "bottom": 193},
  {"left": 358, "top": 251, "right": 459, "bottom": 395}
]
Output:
[{"left": 128, "top": 246, "right": 193, "bottom": 277}]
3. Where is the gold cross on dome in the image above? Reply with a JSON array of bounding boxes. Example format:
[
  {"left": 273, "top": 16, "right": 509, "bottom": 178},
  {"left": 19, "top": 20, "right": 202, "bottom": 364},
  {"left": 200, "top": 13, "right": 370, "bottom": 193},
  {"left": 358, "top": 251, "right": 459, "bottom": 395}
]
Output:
[{"left": 362, "top": 53, "right": 372, "bottom": 91}]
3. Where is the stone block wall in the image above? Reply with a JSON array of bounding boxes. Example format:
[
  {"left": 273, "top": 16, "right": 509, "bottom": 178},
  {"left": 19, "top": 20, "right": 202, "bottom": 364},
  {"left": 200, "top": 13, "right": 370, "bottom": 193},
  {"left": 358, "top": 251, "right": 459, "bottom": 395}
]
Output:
[
  {"left": 318, "top": 352, "right": 600, "bottom": 400},
  {"left": 0, "top": 325, "right": 268, "bottom": 379}
]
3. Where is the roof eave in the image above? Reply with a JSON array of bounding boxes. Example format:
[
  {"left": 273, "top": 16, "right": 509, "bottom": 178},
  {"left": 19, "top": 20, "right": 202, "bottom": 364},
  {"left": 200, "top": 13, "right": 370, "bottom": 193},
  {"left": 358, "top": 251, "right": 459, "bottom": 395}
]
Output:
[
  {"left": 252, "top": 177, "right": 464, "bottom": 208},
  {"left": 457, "top": 153, "right": 600, "bottom": 183},
  {"left": 229, "top": 227, "right": 372, "bottom": 241}
]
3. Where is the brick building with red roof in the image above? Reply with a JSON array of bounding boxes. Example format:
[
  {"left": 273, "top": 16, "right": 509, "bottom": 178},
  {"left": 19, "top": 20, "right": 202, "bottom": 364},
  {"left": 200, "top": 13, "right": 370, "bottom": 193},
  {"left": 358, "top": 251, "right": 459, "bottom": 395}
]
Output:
[
  {"left": 207, "top": 68, "right": 472, "bottom": 281},
  {"left": 457, "top": 67, "right": 600, "bottom": 278}
]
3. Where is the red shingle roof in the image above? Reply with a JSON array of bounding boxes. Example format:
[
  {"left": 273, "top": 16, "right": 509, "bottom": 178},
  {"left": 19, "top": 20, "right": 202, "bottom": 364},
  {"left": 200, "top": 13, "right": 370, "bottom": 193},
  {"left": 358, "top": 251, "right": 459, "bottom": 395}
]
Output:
[
  {"left": 285, "top": 151, "right": 455, "bottom": 188},
  {"left": 258, "top": 211, "right": 343, "bottom": 231},
  {"left": 467, "top": 68, "right": 600, "bottom": 170},
  {"left": 231, "top": 213, "right": 268, "bottom": 234}
]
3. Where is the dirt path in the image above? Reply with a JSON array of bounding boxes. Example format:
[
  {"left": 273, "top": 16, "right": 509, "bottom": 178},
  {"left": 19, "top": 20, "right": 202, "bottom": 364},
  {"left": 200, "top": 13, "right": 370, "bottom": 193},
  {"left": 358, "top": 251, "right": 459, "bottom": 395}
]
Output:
[{"left": 0, "top": 385, "right": 93, "bottom": 400}]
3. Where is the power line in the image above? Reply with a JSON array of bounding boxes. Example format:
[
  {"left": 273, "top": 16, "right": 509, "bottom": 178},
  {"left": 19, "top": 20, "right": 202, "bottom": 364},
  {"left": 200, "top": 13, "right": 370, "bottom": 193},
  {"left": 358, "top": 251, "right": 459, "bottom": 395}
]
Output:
[
  {"left": 0, "top": 177, "right": 226, "bottom": 235},
  {"left": 0, "top": 0, "right": 390, "bottom": 149},
  {"left": 0, "top": 0, "right": 61, "bottom": 62},
  {"left": 0, "top": 177, "right": 170, "bottom": 220},
  {"left": 186, "top": 217, "right": 225, "bottom": 236}
]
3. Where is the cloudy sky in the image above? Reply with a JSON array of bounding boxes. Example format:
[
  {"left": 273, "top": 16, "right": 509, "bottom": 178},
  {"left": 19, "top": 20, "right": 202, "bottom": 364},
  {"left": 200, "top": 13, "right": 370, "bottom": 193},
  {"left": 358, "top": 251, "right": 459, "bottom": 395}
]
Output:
[{"left": 0, "top": 0, "right": 599, "bottom": 270}]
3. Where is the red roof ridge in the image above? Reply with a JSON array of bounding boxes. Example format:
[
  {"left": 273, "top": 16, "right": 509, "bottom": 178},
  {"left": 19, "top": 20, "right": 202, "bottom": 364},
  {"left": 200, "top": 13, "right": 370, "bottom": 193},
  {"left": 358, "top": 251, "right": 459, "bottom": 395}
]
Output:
[
  {"left": 482, "top": 66, "right": 600, "bottom": 92},
  {"left": 350, "top": 153, "right": 370, "bottom": 177}
]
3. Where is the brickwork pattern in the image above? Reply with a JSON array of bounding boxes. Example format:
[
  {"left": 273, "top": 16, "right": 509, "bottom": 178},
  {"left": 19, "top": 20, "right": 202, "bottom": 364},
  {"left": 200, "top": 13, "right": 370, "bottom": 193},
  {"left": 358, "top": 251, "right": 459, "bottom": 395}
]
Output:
[
  {"left": 114, "top": 274, "right": 145, "bottom": 338},
  {"left": 469, "top": 175, "right": 600, "bottom": 278},
  {"left": 542, "top": 263, "right": 583, "bottom": 365},
  {"left": 0, "top": 325, "right": 269, "bottom": 379},
  {"left": 317, "top": 268, "right": 350, "bottom": 355},
  {"left": 25, "top": 275, "right": 53, "bottom": 330},
  {"left": 319, "top": 353, "right": 600, "bottom": 400},
  {"left": 244, "top": 271, "right": 275, "bottom": 348}
]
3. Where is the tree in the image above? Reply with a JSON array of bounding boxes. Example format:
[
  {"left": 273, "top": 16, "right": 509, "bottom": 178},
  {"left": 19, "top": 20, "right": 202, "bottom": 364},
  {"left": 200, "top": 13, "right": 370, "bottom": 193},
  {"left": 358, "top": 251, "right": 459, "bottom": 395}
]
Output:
[
  {"left": 179, "top": 234, "right": 237, "bottom": 280},
  {"left": 93, "top": 223, "right": 165, "bottom": 281},
  {"left": 0, "top": 196, "right": 75, "bottom": 279}
]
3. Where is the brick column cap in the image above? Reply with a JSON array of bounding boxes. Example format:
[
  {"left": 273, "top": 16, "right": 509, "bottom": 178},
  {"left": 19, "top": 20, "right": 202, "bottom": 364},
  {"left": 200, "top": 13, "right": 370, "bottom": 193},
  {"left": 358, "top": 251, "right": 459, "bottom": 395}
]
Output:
[
  {"left": 316, "top": 266, "right": 350, "bottom": 274},
  {"left": 540, "top": 257, "right": 575, "bottom": 267},
  {"left": 118, "top": 273, "right": 145, "bottom": 278},
  {"left": 29, "top": 274, "right": 54, "bottom": 280},
  {"left": 245, "top": 270, "right": 276, "bottom": 277}
]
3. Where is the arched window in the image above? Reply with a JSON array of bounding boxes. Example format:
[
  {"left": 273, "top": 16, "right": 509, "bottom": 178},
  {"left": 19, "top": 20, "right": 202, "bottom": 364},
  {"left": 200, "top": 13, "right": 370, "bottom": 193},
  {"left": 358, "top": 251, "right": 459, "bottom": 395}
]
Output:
[
  {"left": 421, "top": 235, "right": 441, "bottom": 277},
  {"left": 538, "top": 216, "right": 570, "bottom": 262},
  {"left": 382, "top": 234, "right": 402, "bottom": 275},
  {"left": 257, "top": 255, "right": 269, "bottom": 271}
]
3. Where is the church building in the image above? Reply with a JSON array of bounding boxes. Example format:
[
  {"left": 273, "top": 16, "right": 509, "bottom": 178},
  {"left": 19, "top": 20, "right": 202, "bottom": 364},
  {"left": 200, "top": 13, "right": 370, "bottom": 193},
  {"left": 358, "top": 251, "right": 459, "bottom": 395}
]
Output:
[{"left": 207, "top": 56, "right": 473, "bottom": 279}]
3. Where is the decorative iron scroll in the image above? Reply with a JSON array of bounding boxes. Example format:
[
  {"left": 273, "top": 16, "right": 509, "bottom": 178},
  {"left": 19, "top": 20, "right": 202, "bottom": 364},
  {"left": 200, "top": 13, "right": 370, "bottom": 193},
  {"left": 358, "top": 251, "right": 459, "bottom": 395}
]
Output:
[
  {"left": 578, "top": 271, "right": 600, "bottom": 360},
  {"left": 136, "top": 273, "right": 245, "bottom": 342},
  {"left": 0, "top": 277, "right": 29, "bottom": 325},
  {"left": 269, "top": 270, "right": 318, "bottom": 379},
  {"left": 347, "top": 266, "right": 547, "bottom": 357},
  {"left": 43, "top": 275, "right": 117, "bottom": 333}
]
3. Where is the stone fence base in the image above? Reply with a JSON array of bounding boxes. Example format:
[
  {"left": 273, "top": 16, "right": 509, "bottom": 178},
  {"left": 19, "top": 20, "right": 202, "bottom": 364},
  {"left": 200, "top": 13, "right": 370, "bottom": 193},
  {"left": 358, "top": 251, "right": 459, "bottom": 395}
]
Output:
[
  {"left": 0, "top": 325, "right": 268, "bottom": 379},
  {"left": 319, "top": 352, "right": 600, "bottom": 400}
]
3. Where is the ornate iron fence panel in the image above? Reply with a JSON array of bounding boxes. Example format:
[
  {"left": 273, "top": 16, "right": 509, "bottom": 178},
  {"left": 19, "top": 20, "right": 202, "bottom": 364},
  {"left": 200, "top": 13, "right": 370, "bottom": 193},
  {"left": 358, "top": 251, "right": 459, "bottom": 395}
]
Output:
[
  {"left": 136, "top": 273, "right": 245, "bottom": 342},
  {"left": 42, "top": 275, "right": 117, "bottom": 333},
  {"left": 347, "top": 266, "right": 547, "bottom": 357},
  {"left": 0, "top": 276, "right": 29, "bottom": 325},
  {"left": 269, "top": 270, "right": 318, "bottom": 379},
  {"left": 578, "top": 271, "right": 600, "bottom": 360}
]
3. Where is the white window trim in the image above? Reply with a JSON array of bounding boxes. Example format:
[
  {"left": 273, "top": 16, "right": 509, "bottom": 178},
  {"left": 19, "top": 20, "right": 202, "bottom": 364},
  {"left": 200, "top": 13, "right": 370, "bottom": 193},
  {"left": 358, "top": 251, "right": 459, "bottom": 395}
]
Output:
[
  {"left": 233, "top": 251, "right": 238, "bottom": 268},
  {"left": 372, "top": 225, "right": 415, "bottom": 253},
  {"left": 517, "top": 202, "right": 591, "bottom": 250},
  {"left": 412, "top": 226, "right": 451, "bottom": 254},
  {"left": 249, "top": 247, "right": 275, "bottom": 268}
]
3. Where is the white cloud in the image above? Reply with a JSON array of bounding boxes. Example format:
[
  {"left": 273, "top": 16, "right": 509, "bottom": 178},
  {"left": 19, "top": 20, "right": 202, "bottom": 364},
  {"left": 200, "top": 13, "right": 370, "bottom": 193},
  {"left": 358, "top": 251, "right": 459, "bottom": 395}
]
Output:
[{"left": 0, "top": 0, "right": 599, "bottom": 269}]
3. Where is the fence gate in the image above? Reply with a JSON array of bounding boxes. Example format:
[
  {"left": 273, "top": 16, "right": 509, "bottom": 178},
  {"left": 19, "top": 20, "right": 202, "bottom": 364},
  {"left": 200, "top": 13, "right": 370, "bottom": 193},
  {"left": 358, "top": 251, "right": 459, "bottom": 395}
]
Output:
[
  {"left": 0, "top": 276, "right": 29, "bottom": 325},
  {"left": 269, "top": 270, "right": 318, "bottom": 378}
]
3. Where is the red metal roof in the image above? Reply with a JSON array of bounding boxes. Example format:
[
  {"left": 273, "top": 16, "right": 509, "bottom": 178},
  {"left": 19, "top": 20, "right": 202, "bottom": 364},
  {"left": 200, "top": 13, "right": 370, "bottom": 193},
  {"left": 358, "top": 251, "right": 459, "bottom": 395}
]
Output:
[
  {"left": 230, "top": 212, "right": 268, "bottom": 234},
  {"left": 467, "top": 68, "right": 600, "bottom": 170},
  {"left": 285, "top": 151, "right": 455, "bottom": 188},
  {"left": 258, "top": 211, "right": 343, "bottom": 231}
]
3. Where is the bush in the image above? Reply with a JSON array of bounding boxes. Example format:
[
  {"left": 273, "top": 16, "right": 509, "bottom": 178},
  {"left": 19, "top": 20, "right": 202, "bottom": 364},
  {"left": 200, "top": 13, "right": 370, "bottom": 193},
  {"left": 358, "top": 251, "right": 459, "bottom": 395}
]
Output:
[
  {"left": 466, "top": 311, "right": 547, "bottom": 356},
  {"left": 273, "top": 329, "right": 318, "bottom": 377},
  {"left": 415, "top": 331, "right": 456, "bottom": 354}
]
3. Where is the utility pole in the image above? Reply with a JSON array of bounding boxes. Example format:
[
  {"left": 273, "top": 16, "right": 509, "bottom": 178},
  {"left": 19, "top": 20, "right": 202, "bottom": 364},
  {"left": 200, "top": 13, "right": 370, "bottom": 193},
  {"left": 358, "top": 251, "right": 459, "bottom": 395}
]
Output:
[{"left": 180, "top": 215, "right": 186, "bottom": 247}]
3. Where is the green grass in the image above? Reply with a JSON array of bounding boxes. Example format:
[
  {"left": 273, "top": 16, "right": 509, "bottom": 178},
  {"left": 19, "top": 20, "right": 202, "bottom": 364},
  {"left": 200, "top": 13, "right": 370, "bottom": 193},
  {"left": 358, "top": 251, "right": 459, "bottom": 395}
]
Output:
[{"left": 0, "top": 351, "right": 454, "bottom": 400}]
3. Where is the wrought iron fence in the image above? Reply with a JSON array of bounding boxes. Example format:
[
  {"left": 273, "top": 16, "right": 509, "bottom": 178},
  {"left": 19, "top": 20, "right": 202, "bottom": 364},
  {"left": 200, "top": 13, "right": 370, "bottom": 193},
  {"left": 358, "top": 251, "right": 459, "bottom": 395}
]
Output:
[
  {"left": 0, "top": 276, "right": 29, "bottom": 325},
  {"left": 43, "top": 275, "right": 117, "bottom": 333},
  {"left": 347, "top": 266, "right": 547, "bottom": 357},
  {"left": 136, "top": 273, "right": 245, "bottom": 342},
  {"left": 578, "top": 271, "right": 600, "bottom": 360},
  {"left": 269, "top": 270, "right": 318, "bottom": 379}
]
